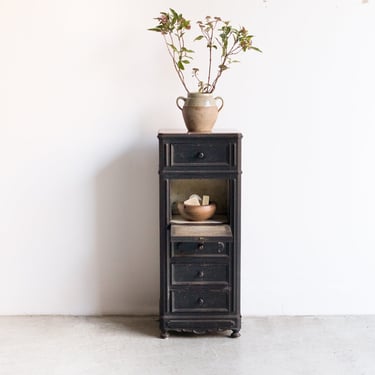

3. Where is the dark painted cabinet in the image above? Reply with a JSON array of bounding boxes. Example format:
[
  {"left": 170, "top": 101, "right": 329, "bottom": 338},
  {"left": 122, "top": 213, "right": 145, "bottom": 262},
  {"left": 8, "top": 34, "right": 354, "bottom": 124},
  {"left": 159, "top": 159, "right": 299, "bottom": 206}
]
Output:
[{"left": 158, "top": 131, "right": 242, "bottom": 338}]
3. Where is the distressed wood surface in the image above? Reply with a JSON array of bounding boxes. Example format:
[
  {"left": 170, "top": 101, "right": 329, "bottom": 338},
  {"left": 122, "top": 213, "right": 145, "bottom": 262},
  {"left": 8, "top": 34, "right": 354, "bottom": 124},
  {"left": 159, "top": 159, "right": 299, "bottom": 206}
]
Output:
[{"left": 171, "top": 224, "right": 232, "bottom": 238}]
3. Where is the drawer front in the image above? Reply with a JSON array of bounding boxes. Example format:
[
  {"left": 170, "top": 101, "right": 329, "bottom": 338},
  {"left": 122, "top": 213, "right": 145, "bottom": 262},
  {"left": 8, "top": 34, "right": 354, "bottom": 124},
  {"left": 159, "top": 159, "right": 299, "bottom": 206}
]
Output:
[
  {"left": 170, "top": 142, "right": 233, "bottom": 167},
  {"left": 171, "top": 289, "right": 230, "bottom": 312},
  {"left": 172, "top": 241, "right": 229, "bottom": 257},
  {"left": 172, "top": 263, "right": 229, "bottom": 285}
]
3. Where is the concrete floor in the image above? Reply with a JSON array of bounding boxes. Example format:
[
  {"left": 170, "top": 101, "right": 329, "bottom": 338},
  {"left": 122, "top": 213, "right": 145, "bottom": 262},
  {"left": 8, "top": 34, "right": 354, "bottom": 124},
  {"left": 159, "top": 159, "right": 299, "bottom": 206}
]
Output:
[{"left": 0, "top": 316, "right": 374, "bottom": 375}]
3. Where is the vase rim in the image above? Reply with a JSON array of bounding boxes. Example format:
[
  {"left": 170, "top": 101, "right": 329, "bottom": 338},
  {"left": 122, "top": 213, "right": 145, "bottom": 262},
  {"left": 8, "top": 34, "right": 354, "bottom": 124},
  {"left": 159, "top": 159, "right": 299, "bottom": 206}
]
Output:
[{"left": 188, "top": 92, "right": 214, "bottom": 96}]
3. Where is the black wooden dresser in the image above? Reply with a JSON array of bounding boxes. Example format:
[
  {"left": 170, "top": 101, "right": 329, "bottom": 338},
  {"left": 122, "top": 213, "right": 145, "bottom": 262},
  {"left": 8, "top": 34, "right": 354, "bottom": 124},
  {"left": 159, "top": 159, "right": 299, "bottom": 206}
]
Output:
[{"left": 158, "top": 131, "right": 242, "bottom": 338}]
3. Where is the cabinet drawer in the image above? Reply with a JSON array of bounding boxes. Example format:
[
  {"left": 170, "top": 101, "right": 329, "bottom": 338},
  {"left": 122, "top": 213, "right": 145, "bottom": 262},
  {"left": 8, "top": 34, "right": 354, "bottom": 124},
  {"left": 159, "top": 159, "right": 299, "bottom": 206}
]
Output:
[
  {"left": 172, "top": 263, "right": 229, "bottom": 285},
  {"left": 170, "top": 142, "right": 234, "bottom": 167},
  {"left": 172, "top": 241, "right": 229, "bottom": 257},
  {"left": 171, "top": 289, "right": 230, "bottom": 312}
]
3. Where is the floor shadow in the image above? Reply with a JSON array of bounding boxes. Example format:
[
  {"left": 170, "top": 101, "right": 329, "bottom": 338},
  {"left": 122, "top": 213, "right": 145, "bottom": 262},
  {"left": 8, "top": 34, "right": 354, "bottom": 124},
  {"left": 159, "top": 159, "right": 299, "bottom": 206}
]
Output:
[
  {"left": 95, "top": 137, "right": 159, "bottom": 316},
  {"left": 92, "top": 316, "right": 160, "bottom": 338}
]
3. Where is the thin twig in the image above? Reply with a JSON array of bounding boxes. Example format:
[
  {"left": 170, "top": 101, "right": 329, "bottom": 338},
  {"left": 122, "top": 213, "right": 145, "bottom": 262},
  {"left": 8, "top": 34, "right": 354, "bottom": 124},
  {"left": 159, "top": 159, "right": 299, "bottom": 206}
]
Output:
[{"left": 163, "top": 34, "right": 189, "bottom": 93}]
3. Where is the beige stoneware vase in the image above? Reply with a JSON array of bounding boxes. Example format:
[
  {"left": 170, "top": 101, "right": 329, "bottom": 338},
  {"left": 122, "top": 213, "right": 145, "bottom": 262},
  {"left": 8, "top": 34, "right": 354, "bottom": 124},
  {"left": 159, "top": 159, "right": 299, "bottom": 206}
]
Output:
[{"left": 176, "top": 92, "right": 224, "bottom": 133}]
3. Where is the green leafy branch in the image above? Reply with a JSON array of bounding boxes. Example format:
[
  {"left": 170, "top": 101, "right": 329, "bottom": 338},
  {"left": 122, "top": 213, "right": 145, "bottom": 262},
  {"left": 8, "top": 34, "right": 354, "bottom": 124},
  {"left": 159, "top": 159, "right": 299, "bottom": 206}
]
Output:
[
  {"left": 194, "top": 16, "right": 261, "bottom": 93},
  {"left": 149, "top": 10, "right": 261, "bottom": 94},
  {"left": 149, "top": 8, "right": 193, "bottom": 93}
]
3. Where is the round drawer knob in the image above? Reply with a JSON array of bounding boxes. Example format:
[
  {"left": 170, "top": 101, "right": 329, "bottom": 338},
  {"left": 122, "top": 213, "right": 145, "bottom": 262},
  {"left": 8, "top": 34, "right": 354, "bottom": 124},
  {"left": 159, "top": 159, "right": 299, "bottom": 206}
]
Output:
[
  {"left": 198, "top": 243, "right": 204, "bottom": 250},
  {"left": 197, "top": 298, "right": 204, "bottom": 305},
  {"left": 197, "top": 152, "right": 205, "bottom": 159},
  {"left": 217, "top": 242, "right": 225, "bottom": 253},
  {"left": 197, "top": 270, "right": 204, "bottom": 278}
]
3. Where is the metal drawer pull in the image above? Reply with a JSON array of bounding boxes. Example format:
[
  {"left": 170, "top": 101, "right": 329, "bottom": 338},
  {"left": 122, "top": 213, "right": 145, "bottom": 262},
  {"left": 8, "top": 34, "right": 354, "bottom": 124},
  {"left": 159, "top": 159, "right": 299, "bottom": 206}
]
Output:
[
  {"left": 197, "top": 152, "right": 205, "bottom": 159},
  {"left": 198, "top": 243, "right": 204, "bottom": 250},
  {"left": 197, "top": 270, "right": 204, "bottom": 278},
  {"left": 197, "top": 298, "right": 205, "bottom": 305}
]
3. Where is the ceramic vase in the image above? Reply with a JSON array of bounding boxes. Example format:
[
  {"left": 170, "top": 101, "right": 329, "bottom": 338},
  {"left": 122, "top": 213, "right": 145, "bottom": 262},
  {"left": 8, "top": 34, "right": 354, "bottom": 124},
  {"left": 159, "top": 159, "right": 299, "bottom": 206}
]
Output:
[{"left": 176, "top": 92, "right": 224, "bottom": 133}]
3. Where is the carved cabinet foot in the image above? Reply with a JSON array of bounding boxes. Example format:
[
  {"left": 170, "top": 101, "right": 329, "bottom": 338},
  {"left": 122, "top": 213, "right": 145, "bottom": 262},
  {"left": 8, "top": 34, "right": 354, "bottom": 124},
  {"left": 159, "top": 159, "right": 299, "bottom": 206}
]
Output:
[
  {"left": 230, "top": 330, "right": 241, "bottom": 338},
  {"left": 160, "top": 330, "right": 169, "bottom": 339}
]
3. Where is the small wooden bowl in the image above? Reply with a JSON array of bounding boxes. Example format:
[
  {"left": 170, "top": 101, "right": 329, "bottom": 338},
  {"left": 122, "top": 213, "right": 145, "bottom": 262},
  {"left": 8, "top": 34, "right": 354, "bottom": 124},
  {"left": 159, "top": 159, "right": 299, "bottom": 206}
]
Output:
[{"left": 177, "top": 202, "right": 216, "bottom": 221}]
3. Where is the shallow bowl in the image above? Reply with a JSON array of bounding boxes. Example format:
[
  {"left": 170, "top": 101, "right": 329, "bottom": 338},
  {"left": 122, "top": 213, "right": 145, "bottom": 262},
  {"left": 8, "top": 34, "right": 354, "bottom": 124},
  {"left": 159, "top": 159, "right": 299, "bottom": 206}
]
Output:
[{"left": 177, "top": 202, "right": 216, "bottom": 221}]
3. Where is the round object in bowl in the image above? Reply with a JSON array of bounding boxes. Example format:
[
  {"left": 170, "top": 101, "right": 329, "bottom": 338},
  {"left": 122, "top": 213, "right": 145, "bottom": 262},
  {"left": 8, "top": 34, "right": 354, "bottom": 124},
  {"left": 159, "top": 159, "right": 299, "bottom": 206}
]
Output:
[{"left": 177, "top": 202, "right": 216, "bottom": 221}]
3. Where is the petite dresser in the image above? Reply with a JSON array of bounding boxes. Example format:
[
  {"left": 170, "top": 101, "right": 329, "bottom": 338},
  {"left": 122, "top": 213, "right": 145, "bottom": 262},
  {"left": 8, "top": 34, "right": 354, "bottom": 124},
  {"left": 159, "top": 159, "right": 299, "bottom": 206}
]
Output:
[{"left": 158, "top": 131, "right": 242, "bottom": 338}]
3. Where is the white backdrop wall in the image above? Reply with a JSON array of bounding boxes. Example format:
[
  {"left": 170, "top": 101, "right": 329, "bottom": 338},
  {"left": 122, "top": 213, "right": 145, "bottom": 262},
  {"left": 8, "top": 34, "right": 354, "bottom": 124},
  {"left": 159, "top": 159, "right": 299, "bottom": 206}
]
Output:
[{"left": 0, "top": 0, "right": 374, "bottom": 315}]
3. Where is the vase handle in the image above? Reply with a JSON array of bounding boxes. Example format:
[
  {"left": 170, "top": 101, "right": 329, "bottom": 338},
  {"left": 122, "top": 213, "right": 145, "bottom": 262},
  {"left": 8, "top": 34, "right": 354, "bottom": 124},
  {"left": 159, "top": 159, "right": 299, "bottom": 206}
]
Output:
[
  {"left": 176, "top": 96, "right": 186, "bottom": 111},
  {"left": 215, "top": 96, "right": 224, "bottom": 112}
]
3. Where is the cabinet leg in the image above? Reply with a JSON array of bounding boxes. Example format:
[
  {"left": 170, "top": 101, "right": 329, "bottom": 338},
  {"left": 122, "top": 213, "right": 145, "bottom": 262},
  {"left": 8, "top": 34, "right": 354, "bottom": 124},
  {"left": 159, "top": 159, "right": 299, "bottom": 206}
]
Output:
[
  {"left": 230, "top": 330, "right": 241, "bottom": 338},
  {"left": 160, "top": 330, "right": 169, "bottom": 339}
]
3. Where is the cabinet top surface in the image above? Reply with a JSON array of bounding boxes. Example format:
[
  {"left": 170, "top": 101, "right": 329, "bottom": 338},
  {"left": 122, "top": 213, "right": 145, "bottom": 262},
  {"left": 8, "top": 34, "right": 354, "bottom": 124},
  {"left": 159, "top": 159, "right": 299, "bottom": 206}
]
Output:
[{"left": 158, "top": 129, "right": 242, "bottom": 138}]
